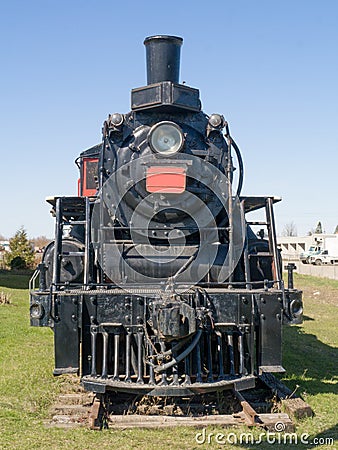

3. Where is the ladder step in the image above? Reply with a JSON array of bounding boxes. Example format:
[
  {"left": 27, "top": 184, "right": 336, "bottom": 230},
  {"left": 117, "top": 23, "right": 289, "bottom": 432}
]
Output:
[
  {"left": 65, "top": 220, "right": 86, "bottom": 225},
  {"left": 249, "top": 253, "right": 273, "bottom": 257},
  {"left": 60, "top": 252, "right": 85, "bottom": 257},
  {"left": 247, "top": 222, "right": 268, "bottom": 226}
]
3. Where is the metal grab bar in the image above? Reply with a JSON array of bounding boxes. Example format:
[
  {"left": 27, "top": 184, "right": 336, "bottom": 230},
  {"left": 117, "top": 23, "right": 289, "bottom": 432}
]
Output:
[{"left": 29, "top": 268, "right": 40, "bottom": 292}]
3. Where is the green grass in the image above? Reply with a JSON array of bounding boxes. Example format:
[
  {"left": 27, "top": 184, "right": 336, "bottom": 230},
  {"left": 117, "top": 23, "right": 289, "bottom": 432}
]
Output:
[{"left": 0, "top": 272, "right": 337, "bottom": 449}]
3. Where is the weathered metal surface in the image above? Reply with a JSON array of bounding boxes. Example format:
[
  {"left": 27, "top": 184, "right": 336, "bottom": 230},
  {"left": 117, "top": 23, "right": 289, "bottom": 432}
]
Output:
[{"left": 82, "top": 375, "right": 256, "bottom": 396}]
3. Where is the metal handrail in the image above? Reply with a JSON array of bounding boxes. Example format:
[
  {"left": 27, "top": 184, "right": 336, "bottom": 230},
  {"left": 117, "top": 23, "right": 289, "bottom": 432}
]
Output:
[{"left": 29, "top": 268, "right": 40, "bottom": 292}]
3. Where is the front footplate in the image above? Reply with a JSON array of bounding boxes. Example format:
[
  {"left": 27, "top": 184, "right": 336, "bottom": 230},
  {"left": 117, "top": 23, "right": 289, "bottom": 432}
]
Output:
[{"left": 82, "top": 375, "right": 256, "bottom": 396}]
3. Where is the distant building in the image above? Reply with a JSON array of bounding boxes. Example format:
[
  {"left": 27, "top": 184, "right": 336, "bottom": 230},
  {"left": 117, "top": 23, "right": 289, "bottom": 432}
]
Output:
[
  {"left": 278, "top": 234, "right": 337, "bottom": 260},
  {"left": 0, "top": 241, "right": 10, "bottom": 269},
  {"left": 0, "top": 240, "right": 10, "bottom": 252}
]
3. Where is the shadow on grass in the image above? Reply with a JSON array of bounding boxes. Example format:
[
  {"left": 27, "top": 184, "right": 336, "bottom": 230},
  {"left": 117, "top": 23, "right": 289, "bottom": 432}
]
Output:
[
  {"left": 281, "top": 324, "right": 337, "bottom": 396},
  {"left": 302, "top": 314, "right": 314, "bottom": 321},
  {"left": 235, "top": 322, "right": 337, "bottom": 449},
  {"left": 0, "top": 270, "right": 33, "bottom": 289},
  {"left": 234, "top": 325, "right": 337, "bottom": 449},
  {"left": 303, "top": 424, "right": 338, "bottom": 449}
]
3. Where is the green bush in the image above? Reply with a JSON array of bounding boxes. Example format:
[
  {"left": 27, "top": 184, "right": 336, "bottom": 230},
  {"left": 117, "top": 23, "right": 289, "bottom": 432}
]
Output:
[{"left": 4, "top": 227, "right": 35, "bottom": 270}]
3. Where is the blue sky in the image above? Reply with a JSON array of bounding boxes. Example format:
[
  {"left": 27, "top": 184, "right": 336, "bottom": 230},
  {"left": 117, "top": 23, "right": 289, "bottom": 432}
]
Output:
[{"left": 0, "top": 0, "right": 337, "bottom": 238}]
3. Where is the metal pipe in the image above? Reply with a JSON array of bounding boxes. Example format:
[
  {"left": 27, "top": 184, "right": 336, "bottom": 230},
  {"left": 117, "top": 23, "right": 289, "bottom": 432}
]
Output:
[
  {"left": 154, "top": 329, "right": 203, "bottom": 373},
  {"left": 90, "top": 326, "right": 97, "bottom": 376},
  {"left": 171, "top": 341, "right": 179, "bottom": 386},
  {"left": 113, "top": 333, "right": 120, "bottom": 381},
  {"left": 125, "top": 330, "right": 132, "bottom": 382},
  {"left": 101, "top": 331, "right": 109, "bottom": 378},
  {"left": 206, "top": 331, "right": 213, "bottom": 382},
  {"left": 136, "top": 330, "right": 144, "bottom": 384},
  {"left": 217, "top": 332, "right": 225, "bottom": 380},
  {"left": 161, "top": 372, "right": 167, "bottom": 385},
  {"left": 172, "top": 364, "right": 179, "bottom": 385},
  {"left": 184, "top": 354, "right": 191, "bottom": 385},
  {"left": 250, "top": 295, "right": 255, "bottom": 375},
  {"left": 38, "top": 263, "right": 47, "bottom": 292},
  {"left": 144, "top": 35, "right": 183, "bottom": 85},
  {"left": 101, "top": 226, "right": 231, "bottom": 231},
  {"left": 285, "top": 262, "right": 296, "bottom": 289},
  {"left": 195, "top": 340, "right": 203, "bottom": 382},
  {"left": 98, "top": 142, "right": 106, "bottom": 284},
  {"left": 52, "top": 198, "right": 62, "bottom": 289},
  {"left": 240, "top": 201, "right": 251, "bottom": 290},
  {"left": 157, "top": 335, "right": 190, "bottom": 359},
  {"left": 84, "top": 197, "right": 90, "bottom": 285},
  {"left": 231, "top": 138, "right": 244, "bottom": 196},
  {"left": 227, "top": 333, "right": 235, "bottom": 375},
  {"left": 225, "top": 133, "right": 234, "bottom": 284},
  {"left": 238, "top": 333, "right": 245, "bottom": 375},
  {"left": 266, "top": 197, "right": 282, "bottom": 289},
  {"left": 148, "top": 343, "right": 155, "bottom": 385},
  {"left": 172, "top": 252, "right": 197, "bottom": 280}
]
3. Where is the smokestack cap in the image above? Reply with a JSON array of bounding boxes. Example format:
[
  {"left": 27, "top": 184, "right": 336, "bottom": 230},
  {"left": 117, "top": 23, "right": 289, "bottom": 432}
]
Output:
[{"left": 144, "top": 35, "right": 183, "bottom": 85}]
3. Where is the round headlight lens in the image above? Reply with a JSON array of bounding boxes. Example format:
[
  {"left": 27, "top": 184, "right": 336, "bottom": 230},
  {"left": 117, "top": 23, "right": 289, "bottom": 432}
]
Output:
[
  {"left": 290, "top": 299, "right": 303, "bottom": 317},
  {"left": 110, "top": 112, "right": 124, "bottom": 127},
  {"left": 30, "top": 303, "right": 44, "bottom": 319},
  {"left": 149, "top": 122, "right": 184, "bottom": 156},
  {"left": 208, "top": 113, "right": 223, "bottom": 128}
]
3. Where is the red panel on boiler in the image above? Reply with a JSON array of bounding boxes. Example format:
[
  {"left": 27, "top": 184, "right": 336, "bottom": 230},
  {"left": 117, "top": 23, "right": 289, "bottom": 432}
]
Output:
[{"left": 146, "top": 166, "right": 186, "bottom": 194}]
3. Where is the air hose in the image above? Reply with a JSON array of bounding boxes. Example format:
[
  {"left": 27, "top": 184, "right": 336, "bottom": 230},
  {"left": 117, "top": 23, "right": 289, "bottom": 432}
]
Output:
[{"left": 153, "top": 329, "right": 203, "bottom": 373}]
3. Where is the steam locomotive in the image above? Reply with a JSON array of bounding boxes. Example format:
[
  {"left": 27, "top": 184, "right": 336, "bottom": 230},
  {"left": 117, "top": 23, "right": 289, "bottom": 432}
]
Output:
[{"left": 30, "top": 36, "right": 302, "bottom": 401}]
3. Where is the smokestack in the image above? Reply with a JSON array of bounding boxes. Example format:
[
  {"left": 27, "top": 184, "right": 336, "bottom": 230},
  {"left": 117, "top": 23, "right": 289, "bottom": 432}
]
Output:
[
  {"left": 144, "top": 35, "right": 183, "bottom": 85},
  {"left": 131, "top": 35, "right": 200, "bottom": 112}
]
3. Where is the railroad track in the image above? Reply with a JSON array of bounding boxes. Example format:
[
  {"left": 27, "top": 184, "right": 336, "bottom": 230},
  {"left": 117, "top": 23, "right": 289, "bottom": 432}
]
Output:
[{"left": 46, "top": 374, "right": 312, "bottom": 431}]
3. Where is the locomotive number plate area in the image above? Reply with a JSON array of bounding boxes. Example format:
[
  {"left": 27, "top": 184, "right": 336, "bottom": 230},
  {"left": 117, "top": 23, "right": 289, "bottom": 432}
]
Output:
[
  {"left": 146, "top": 166, "right": 186, "bottom": 193},
  {"left": 210, "top": 293, "right": 252, "bottom": 326},
  {"left": 96, "top": 296, "right": 131, "bottom": 324}
]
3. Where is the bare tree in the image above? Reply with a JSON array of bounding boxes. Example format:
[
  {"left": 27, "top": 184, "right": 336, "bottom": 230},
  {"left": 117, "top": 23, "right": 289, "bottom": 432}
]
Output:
[
  {"left": 31, "top": 235, "right": 51, "bottom": 251},
  {"left": 282, "top": 222, "right": 297, "bottom": 237}
]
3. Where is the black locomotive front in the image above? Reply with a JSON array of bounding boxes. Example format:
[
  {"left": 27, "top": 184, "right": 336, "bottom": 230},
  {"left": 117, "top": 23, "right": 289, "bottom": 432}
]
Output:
[{"left": 30, "top": 35, "right": 303, "bottom": 397}]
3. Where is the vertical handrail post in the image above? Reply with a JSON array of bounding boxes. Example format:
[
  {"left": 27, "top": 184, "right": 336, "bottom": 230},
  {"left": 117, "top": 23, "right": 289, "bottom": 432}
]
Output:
[
  {"left": 52, "top": 197, "right": 62, "bottom": 290},
  {"left": 266, "top": 197, "right": 282, "bottom": 289}
]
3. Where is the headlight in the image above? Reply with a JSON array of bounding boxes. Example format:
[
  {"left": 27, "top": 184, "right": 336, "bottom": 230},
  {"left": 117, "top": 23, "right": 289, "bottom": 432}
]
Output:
[
  {"left": 208, "top": 113, "right": 224, "bottom": 128},
  {"left": 30, "top": 303, "right": 44, "bottom": 319},
  {"left": 148, "top": 121, "right": 184, "bottom": 156},
  {"left": 290, "top": 298, "right": 303, "bottom": 317}
]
